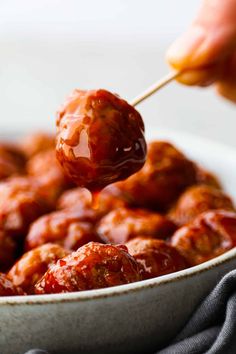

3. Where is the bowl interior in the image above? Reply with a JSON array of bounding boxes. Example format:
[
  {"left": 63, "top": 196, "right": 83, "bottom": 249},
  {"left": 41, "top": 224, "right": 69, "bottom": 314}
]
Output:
[{"left": 1, "top": 128, "right": 236, "bottom": 303}]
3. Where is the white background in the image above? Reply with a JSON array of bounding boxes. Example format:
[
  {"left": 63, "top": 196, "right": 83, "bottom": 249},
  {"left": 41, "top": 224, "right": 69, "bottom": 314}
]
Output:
[{"left": 0, "top": 0, "right": 235, "bottom": 147}]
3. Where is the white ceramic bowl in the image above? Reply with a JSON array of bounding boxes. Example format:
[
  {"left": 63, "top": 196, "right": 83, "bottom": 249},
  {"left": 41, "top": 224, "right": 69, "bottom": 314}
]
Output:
[{"left": 1, "top": 130, "right": 236, "bottom": 354}]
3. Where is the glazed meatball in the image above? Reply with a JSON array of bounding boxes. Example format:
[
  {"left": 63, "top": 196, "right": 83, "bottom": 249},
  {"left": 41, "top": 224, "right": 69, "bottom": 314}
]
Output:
[
  {"left": 126, "top": 237, "right": 187, "bottom": 279},
  {"left": 20, "top": 132, "right": 55, "bottom": 159},
  {"left": 196, "top": 166, "right": 221, "bottom": 189},
  {"left": 63, "top": 222, "right": 98, "bottom": 250},
  {"left": 27, "top": 149, "right": 72, "bottom": 207},
  {"left": 0, "top": 177, "right": 47, "bottom": 237},
  {"left": 97, "top": 184, "right": 129, "bottom": 215},
  {"left": 0, "top": 229, "right": 17, "bottom": 271},
  {"left": 171, "top": 210, "right": 236, "bottom": 266},
  {"left": 0, "top": 143, "right": 25, "bottom": 180},
  {"left": 169, "top": 185, "right": 234, "bottom": 226},
  {"left": 0, "top": 142, "right": 26, "bottom": 165},
  {"left": 57, "top": 187, "right": 92, "bottom": 210},
  {"left": 0, "top": 152, "right": 19, "bottom": 180},
  {"left": 57, "top": 185, "right": 128, "bottom": 217},
  {"left": 25, "top": 209, "right": 99, "bottom": 251},
  {"left": 0, "top": 273, "right": 24, "bottom": 296},
  {"left": 97, "top": 207, "right": 176, "bottom": 244},
  {"left": 8, "top": 243, "right": 69, "bottom": 294},
  {"left": 115, "top": 141, "right": 197, "bottom": 211},
  {"left": 35, "top": 242, "right": 141, "bottom": 294},
  {"left": 56, "top": 89, "right": 147, "bottom": 190}
]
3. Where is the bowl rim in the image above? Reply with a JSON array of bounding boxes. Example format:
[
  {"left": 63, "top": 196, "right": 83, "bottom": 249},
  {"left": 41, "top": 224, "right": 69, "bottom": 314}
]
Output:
[
  {"left": 1, "top": 247, "right": 236, "bottom": 305},
  {"left": 1, "top": 129, "right": 236, "bottom": 305}
]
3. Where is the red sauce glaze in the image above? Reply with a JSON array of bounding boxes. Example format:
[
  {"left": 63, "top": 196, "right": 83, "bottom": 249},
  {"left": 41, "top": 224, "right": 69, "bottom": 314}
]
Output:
[
  {"left": 115, "top": 141, "right": 197, "bottom": 211},
  {"left": 56, "top": 89, "right": 147, "bottom": 191},
  {"left": 126, "top": 237, "right": 187, "bottom": 279},
  {"left": 25, "top": 209, "right": 99, "bottom": 251},
  {"left": 8, "top": 243, "right": 69, "bottom": 294},
  {"left": 34, "top": 242, "right": 141, "bottom": 293},
  {"left": 171, "top": 210, "right": 236, "bottom": 266},
  {"left": 97, "top": 207, "right": 176, "bottom": 244},
  {"left": 0, "top": 177, "right": 48, "bottom": 237},
  {"left": 169, "top": 185, "right": 234, "bottom": 226},
  {"left": 0, "top": 272, "right": 24, "bottom": 296}
]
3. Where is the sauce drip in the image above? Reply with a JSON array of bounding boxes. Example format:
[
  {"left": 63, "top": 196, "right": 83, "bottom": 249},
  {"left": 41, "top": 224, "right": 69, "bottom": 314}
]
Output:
[{"left": 91, "top": 191, "right": 100, "bottom": 210}]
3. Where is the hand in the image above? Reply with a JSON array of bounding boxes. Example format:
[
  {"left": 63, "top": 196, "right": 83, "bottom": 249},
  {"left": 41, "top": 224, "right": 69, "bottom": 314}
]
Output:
[{"left": 167, "top": 0, "right": 236, "bottom": 103}]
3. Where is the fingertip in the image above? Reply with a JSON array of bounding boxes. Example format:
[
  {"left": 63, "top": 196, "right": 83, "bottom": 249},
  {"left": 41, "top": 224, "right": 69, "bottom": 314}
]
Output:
[
  {"left": 175, "top": 67, "right": 217, "bottom": 87},
  {"left": 166, "top": 25, "right": 206, "bottom": 70},
  {"left": 216, "top": 82, "right": 236, "bottom": 104}
]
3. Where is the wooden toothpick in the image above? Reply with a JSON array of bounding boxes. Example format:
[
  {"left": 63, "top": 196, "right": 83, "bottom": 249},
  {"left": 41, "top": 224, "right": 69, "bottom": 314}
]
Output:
[{"left": 131, "top": 70, "right": 180, "bottom": 107}]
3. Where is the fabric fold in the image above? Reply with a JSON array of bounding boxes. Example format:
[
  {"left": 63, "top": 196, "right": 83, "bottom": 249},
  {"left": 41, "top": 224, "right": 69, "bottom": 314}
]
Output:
[{"left": 158, "top": 270, "right": 236, "bottom": 354}]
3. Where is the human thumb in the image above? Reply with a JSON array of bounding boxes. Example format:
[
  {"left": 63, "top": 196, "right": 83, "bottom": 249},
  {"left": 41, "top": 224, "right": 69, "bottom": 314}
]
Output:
[{"left": 167, "top": 0, "right": 236, "bottom": 70}]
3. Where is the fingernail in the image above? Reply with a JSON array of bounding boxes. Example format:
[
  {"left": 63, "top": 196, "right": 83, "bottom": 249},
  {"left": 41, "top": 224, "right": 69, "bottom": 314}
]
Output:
[{"left": 166, "top": 25, "right": 206, "bottom": 69}]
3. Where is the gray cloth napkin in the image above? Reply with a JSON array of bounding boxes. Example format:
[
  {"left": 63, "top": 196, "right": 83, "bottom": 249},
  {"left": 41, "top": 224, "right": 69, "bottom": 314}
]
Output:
[
  {"left": 157, "top": 269, "right": 236, "bottom": 354},
  {"left": 24, "top": 270, "right": 236, "bottom": 354}
]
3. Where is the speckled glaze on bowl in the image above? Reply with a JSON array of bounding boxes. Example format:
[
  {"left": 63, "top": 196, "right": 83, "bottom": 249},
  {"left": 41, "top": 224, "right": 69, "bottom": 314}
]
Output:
[{"left": 1, "top": 130, "right": 236, "bottom": 354}]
